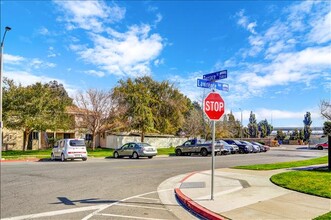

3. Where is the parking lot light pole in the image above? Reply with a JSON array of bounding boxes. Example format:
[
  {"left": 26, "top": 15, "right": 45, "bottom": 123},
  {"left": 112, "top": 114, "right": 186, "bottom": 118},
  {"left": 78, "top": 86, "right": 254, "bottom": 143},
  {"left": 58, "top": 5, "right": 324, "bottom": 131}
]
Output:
[
  {"left": 0, "top": 26, "right": 11, "bottom": 160},
  {"left": 239, "top": 108, "right": 243, "bottom": 139}
]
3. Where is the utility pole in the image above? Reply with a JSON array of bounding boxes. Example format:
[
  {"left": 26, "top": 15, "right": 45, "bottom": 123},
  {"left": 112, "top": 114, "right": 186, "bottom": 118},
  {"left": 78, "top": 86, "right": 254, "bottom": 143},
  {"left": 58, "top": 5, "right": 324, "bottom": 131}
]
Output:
[{"left": 0, "top": 26, "right": 12, "bottom": 160}]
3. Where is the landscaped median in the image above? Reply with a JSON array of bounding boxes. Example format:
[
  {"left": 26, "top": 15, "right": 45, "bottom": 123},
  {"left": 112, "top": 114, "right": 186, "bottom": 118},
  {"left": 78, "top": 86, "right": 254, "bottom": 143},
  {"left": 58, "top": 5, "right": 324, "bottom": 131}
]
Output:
[{"left": 234, "top": 156, "right": 330, "bottom": 220}]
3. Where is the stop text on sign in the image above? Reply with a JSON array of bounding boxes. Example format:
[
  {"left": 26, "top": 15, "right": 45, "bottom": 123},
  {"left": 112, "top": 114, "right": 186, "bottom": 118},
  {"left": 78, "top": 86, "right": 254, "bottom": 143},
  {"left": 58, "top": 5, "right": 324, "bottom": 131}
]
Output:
[
  {"left": 205, "top": 101, "right": 224, "bottom": 111},
  {"left": 203, "top": 92, "right": 225, "bottom": 120}
]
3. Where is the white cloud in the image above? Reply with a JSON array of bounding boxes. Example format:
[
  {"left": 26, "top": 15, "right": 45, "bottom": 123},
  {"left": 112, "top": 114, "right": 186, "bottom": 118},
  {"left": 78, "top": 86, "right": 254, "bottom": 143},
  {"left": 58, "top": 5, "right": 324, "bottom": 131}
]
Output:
[
  {"left": 3, "top": 54, "right": 25, "bottom": 64},
  {"left": 5, "top": 70, "right": 78, "bottom": 98},
  {"left": 232, "top": 107, "right": 324, "bottom": 127},
  {"left": 54, "top": 0, "right": 125, "bottom": 32},
  {"left": 224, "top": 1, "right": 331, "bottom": 99},
  {"left": 85, "top": 70, "right": 105, "bottom": 77},
  {"left": 30, "top": 58, "right": 56, "bottom": 69},
  {"left": 236, "top": 9, "right": 257, "bottom": 34},
  {"left": 5, "top": 53, "right": 56, "bottom": 72},
  {"left": 38, "top": 27, "right": 50, "bottom": 35},
  {"left": 308, "top": 11, "right": 331, "bottom": 44},
  {"left": 71, "top": 24, "right": 164, "bottom": 77}
]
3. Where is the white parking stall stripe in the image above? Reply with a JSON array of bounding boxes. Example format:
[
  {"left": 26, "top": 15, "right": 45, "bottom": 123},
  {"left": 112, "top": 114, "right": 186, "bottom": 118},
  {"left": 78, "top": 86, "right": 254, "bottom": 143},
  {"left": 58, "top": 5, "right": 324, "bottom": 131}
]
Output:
[
  {"left": 96, "top": 213, "right": 172, "bottom": 220},
  {"left": 82, "top": 189, "right": 172, "bottom": 220},
  {"left": 115, "top": 203, "right": 168, "bottom": 210},
  {"left": 1, "top": 204, "right": 108, "bottom": 220},
  {"left": 137, "top": 196, "right": 160, "bottom": 201}
]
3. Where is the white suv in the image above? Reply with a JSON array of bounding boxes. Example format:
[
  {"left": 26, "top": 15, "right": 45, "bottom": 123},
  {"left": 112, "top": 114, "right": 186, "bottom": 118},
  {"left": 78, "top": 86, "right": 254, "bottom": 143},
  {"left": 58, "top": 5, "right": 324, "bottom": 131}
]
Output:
[{"left": 51, "top": 139, "right": 88, "bottom": 161}]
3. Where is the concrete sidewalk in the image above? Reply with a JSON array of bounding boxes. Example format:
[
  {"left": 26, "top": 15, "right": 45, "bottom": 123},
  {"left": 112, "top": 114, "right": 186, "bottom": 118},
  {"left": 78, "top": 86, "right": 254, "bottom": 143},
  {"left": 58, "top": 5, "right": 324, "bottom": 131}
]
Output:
[{"left": 166, "top": 168, "right": 330, "bottom": 220}]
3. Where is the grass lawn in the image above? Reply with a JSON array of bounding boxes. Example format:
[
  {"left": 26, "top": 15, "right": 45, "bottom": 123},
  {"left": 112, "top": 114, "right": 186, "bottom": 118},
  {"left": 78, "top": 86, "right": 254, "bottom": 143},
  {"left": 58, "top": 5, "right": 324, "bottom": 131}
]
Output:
[
  {"left": 234, "top": 156, "right": 328, "bottom": 170},
  {"left": 2, "top": 149, "right": 52, "bottom": 159},
  {"left": 157, "top": 147, "right": 175, "bottom": 156},
  {"left": 234, "top": 156, "right": 330, "bottom": 219},
  {"left": 2, "top": 147, "right": 174, "bottom": 160},
  {"left": 313, "top": 212, "right": 331, "bottom": 220},
  {"left": 87, "top": 148, "right": 113, "bottom": 157},
  {"left": 271, "top": 170, "right": 331, "bottom": 198}
]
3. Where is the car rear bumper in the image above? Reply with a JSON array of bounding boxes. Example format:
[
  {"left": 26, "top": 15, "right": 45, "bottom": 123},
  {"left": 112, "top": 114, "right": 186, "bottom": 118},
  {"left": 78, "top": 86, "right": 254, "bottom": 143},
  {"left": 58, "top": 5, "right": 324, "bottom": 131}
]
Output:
[
  {"left": 139, "top": 151, "right": 157, "bottom": 157},
  {"left": 66, "top": 153, "right": 88, "bottom": 159}
]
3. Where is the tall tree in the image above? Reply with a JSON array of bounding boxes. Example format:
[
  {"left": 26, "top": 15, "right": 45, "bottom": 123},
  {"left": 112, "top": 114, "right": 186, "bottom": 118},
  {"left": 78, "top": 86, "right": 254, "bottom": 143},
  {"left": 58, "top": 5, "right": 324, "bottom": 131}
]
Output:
[
  {"left": 276, "top": 130, "right": 286, "bottom": 142},
  {"left": 290, "top": 129, "right": 299, "bottom": 140},
  {"left": 3, "top": 78, "right": 73, "bottom": 150},
  {"left": 303, "top": 112, "right": 312, "bottom": 142},
  {"left": 75, "top": 89, "right": 114, "bottom": 150},
  {"left": 183, "top": 107, "right": 204, "bottom": 138},
  {"left": 248, "top": 111, "right": 258, "bottom": 138},
  {"left": 258, "top": 119, "right": 273, "bottom": 138},
  {"left": 112, "top": 76, "right": 190, "bottom": 142}
]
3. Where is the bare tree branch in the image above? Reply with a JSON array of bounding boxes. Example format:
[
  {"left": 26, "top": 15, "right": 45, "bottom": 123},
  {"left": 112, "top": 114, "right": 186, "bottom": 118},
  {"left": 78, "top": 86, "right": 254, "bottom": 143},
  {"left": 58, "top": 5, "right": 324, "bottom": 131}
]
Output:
[{"left": 321, "top": 100, "right": 331, "bottom": 121}]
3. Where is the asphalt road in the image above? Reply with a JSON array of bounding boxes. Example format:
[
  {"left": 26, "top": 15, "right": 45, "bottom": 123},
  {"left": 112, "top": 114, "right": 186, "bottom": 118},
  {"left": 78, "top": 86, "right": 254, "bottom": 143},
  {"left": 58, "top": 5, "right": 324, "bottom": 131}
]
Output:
[{"left": 0, "top": 145, "right": 327, "bottom": 219}]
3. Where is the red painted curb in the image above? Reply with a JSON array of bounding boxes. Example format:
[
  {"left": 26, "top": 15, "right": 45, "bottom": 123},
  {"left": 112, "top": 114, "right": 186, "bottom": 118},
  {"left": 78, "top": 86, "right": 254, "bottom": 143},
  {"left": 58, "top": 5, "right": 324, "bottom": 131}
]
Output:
[
  {"left": 180, "top": 171, "right": 197, "bottom": 183},
  {"left": 175, "top": 188, "right": 224, "bottom": 220}
]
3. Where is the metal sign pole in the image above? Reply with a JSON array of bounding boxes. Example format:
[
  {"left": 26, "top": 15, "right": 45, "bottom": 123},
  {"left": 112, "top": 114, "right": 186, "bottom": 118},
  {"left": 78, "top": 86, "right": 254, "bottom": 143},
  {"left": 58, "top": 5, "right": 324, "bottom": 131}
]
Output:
[{"left": 211, "top": 120, "right": 215, "bottom": 200}]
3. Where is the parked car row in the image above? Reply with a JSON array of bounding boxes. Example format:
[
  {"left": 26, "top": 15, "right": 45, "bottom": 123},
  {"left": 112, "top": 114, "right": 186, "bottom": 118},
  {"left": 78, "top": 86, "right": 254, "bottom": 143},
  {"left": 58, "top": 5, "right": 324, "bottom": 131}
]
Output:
[
  {"left": 50, "top": 138, "right": 270, "bottom": 162},
  {"left": 222, "top": 139, "right": 270, "bottom": 154},
  {"left": 174, "top": 139, "right": 270, "bottom": 157}
]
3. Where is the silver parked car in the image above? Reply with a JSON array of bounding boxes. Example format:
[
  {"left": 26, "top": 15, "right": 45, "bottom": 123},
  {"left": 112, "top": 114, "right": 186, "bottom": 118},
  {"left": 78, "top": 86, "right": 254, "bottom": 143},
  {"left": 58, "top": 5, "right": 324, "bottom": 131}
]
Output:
[
  {"left": 51, "top": 139, "right": 88, "bottom": 161},
  {"left": 113, "top": 142, "right": 157, "bottom": 159},
  {"left": 218, "top": 140, "right": 239, "bottom": 154}
]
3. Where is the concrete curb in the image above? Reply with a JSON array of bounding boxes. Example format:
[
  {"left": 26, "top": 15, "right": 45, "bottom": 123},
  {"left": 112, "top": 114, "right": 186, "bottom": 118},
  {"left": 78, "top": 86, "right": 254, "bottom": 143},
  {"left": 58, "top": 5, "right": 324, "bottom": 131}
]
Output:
[
  {"left": 174, "top": 172, "right": 225, "bottom": 220},
  {"left": 0, "top": 158, "right": 40, "bottom": 163}
]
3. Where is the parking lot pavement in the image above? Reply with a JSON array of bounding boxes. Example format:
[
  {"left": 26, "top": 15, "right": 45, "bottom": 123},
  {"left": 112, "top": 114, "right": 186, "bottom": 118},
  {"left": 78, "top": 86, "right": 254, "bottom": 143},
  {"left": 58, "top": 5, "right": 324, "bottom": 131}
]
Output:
[
  {"left": 2, "top": 190, "right": 180, "bottom": 220},
  {"left": 172, "top": 167, "right": 331, "bottom": 220}
]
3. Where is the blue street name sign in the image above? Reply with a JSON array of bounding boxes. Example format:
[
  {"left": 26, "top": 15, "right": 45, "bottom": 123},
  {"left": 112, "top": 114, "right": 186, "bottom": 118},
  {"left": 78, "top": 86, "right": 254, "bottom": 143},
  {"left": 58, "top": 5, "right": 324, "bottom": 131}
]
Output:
[
  {"left": 215, "top": 82, "right": 229, "bottom": 91},
  {"left": 203, "top": 70, "right": 227, "bottom": 81},
  {"left": 197, "top": 79, "right": 229, "bottom": 92},
  {"left": 197, "top": 79, "right": 213, "bottom": 89}
]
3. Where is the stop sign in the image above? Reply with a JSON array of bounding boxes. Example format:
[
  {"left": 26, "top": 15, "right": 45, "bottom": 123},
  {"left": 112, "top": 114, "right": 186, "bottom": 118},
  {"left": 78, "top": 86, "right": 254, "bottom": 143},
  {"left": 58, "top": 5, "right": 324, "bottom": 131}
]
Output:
[{"left": 203, "top": 92, "right": 225, "bottom": 120}]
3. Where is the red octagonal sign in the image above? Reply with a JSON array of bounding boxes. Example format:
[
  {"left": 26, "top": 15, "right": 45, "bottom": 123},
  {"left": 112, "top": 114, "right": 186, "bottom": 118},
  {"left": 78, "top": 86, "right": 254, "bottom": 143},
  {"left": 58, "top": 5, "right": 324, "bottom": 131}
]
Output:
[{"left": 203, "top": 92, "right": 225, "bottom": 120}]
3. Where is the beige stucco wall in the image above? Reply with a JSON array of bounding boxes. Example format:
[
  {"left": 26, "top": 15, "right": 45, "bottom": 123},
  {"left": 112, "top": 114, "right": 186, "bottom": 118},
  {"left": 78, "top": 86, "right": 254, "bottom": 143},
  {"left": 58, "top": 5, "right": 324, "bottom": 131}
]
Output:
[
  {"left": 2, "top": 128, "right": 23, "bottom": 150},
  {"left": 105, "top": 134, "right": 188, "bottom": 149}
]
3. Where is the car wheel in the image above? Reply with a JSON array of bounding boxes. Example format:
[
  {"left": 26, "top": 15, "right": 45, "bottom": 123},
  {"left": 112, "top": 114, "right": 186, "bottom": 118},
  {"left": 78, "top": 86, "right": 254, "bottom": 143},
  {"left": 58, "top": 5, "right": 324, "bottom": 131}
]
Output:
[
  {"left": 148, "top": 156, "right": 153, "bottom": 159},
  {"left": 200, "top": 148, "right": 208, "bottom": 156},
  {"left": 317, "top": 146, "right": 323, "bottom": 150},
  {"left": 82, "top": 158, "right": 87, "bottom": 161},
  {"left": 132, "top": 152, "right": 139, "bottom": 159},
  {"left": 51, "top": 153, "right": 55, "bottom": 161},
  {"left": 175, "top": 149, "right": 182, "bottom": 156},
  {"left": 114, "top": 151, "right": 119, "bottom": 158},
  {"left": 61, "top": 154, "right": 66, "bottom": 162}
]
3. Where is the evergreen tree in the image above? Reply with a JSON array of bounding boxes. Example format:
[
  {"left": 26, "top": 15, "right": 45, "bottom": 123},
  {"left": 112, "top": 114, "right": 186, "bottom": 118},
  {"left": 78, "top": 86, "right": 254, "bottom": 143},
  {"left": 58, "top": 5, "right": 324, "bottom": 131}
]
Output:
[
  {"left": 276, "top": 130, "right": 286, "bottom": 141},
  {"left": 303, "top": 112, "right": 312, "bottom": 141},
  {"left": 248, "top": 111, "right": 258, "bottom": 138}
]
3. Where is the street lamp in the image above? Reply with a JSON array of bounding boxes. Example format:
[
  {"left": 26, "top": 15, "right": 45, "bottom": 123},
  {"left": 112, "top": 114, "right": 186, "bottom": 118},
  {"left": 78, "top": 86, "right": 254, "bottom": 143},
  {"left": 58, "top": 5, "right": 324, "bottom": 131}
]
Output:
[
  {"left": 239, "top": 108, "right": 243, "bottom": 139},
  {"left": 0, "top": 26, "right": 12, "bottom": 160}
]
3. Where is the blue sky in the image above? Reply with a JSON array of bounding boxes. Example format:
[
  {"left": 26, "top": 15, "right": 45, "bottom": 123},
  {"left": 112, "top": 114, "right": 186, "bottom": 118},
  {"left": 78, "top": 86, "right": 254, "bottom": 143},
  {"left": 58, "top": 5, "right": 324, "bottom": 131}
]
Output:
[{"left": 1, "top": 1, "right": 330, "bottom": 128}]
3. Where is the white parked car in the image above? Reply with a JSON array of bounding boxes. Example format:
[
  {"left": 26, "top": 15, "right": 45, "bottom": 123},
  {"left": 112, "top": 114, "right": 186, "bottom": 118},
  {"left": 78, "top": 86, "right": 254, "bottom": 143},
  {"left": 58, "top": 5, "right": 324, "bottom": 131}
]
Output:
[{"left": 51, "top": 139, "right": 88, "bottom": 161}]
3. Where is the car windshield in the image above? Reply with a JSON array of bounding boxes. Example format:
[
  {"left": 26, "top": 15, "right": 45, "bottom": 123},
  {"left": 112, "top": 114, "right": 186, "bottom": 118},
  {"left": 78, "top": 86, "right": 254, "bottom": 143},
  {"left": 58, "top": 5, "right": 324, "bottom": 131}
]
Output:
[
  {"left": 218, "top": 140, "right": 227, "bottom": 145},
  {"left": 234, "top": 140, "right": 242, "bottom": 144},
  {"left": 137, "top": 143, "right": 152, "bottom": 148},
  {"left": 69, "top": 140, "right": 86, "bottom": 146}
]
